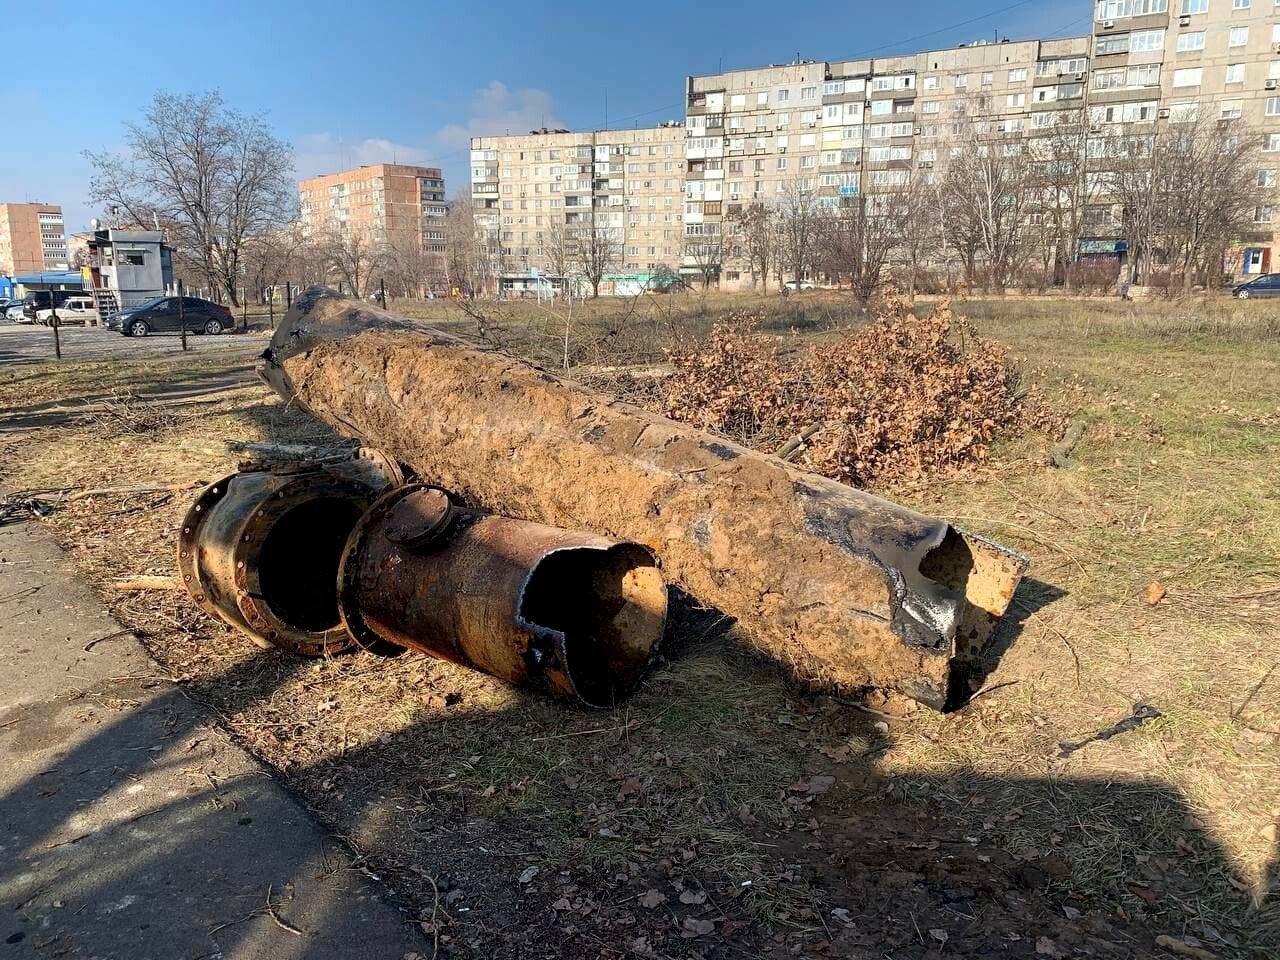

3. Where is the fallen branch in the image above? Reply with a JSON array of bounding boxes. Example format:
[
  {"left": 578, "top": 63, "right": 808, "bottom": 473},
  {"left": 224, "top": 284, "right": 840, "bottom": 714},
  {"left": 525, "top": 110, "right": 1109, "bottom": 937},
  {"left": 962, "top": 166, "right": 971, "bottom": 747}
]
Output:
[
  {"left": 113, "top": 575, "right": 181, "bottom": 592},
  {"left": 774, "top": 423, "right": 822, "bottom": 462},
  {"left": 1058, "top": 702, "right": 1161, "bottom": 757},
  {"left": 69, "top": 482, "right": 201, "bottom": 501},
  {"left": 1048, "top": 418, "right": 1088, "bottom": 468}
]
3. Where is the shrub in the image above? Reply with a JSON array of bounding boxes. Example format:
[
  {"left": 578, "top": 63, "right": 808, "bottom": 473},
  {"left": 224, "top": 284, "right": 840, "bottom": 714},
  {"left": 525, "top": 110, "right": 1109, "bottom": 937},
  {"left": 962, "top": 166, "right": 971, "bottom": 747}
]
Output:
[{"left": 660, "top": 296, "right": 1055, "bottom": 487}]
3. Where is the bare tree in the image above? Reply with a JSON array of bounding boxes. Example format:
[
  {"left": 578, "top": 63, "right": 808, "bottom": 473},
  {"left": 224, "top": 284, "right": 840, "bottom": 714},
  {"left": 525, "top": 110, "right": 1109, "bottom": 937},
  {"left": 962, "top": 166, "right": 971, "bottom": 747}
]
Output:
[
  {"left": 819, "top": 189, "right": 909, "bottom": 304},
  {"left": 542, "top": 220, "right": 575, "bottom": 285},
  {"left": 896, "top": 173, "right": 944, "bottom": 297},
  {"left": 85, "top": 91, "right": 293, "bottom": 306},
  {"left": 728, "top": 202, "right": 777, "bottom": 291},
  {"left": 241, "top": 224, "right": 303, "bottom": 304},
  {"left": 443, "top": 197, "right": 500, "bottom": 298},
  {"left": 683, "top": 227, "right": 723, "bottom": 290},
  {"left": 1098, "top": 114, "right": 1266, "bottom": 288},
  {"left": 319, "top": 224, "right": 385, "bottom": 298},
  {"left": 775, "top": 182, "right": 822, "bottom": 289},
  {"left": 573, "top": 207, "right": 623, "bottom": 298},
  {"left": 936, "top": 114, "right": 1036, "bottom": 291},
  {"left": 1025, "top": 108, "right": 1097, "bottom": 288}
]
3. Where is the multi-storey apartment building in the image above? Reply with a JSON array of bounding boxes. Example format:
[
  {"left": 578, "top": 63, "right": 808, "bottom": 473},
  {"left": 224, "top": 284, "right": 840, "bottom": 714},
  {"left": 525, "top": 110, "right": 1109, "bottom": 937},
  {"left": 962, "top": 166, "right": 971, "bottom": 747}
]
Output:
[
  {"left": 472, "top": 0, "right": 1280, "bottom": 290},
  {"left": 1090, "top": 0, "right": 1280, "bottom": 272},
  {"left": 0, "top": 202, "right": 68, "bottom": 276},
  {"left": 686, "top": 37, "right": 1094, "bottom": 287},
  {"left": 470, "top": 124, "right": 686, "bottom": 287},
  {"left": 298, "top": 163, "right": 447, "bottom": 257}
]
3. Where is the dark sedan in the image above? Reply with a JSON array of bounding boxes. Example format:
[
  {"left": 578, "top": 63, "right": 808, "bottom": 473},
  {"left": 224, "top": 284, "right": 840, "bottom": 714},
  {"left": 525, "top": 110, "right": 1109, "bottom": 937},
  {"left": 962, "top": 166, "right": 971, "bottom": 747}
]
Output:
[
  {"left": 115, "top": 296, "right": 234, "bottom": 336},
  {"left": 1231, "top": 274, "right": 1280, "bottom": 299}
]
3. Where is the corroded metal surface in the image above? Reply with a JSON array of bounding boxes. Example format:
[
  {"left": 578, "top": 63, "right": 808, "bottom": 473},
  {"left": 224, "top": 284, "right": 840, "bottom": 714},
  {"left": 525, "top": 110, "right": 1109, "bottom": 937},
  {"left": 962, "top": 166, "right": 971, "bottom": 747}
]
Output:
[
  {"left": 176, "top": 457, "right": 394, "bottom": 656},
  {"left": 261, "top": 288, "right": 1030, "bottom": 710},
  {"left": 337, "top": 483, "right": 669, "bottom": 707}
]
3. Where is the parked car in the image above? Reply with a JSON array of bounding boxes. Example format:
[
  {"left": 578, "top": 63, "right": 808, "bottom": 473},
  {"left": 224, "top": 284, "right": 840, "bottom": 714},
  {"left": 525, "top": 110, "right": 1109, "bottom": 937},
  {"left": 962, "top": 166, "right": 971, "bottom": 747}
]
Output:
[
  {"left": 1231, "top": 274, "right": 1280, "bottom": 299},
  {"left": 784, "top": 279, "right": 817, "bottom": 291},
  {"left": 115, "top": 296, "right": 234, "bottom": 337},
  {"left": 22, "top": 290, "right": 79, "bottom": 321},
  {"left": 4, "top": 302, "right": 29, "bottom": 323},
  {"left": 36, "top": 295, "right": 98, "bottom": 326}
]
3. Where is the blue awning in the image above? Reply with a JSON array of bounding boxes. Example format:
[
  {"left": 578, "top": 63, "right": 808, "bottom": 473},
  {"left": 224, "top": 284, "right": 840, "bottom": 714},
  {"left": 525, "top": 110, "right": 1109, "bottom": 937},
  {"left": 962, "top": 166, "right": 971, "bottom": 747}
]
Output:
[{"left": 14, "top": 271, "right": 85, "bottom": 286}]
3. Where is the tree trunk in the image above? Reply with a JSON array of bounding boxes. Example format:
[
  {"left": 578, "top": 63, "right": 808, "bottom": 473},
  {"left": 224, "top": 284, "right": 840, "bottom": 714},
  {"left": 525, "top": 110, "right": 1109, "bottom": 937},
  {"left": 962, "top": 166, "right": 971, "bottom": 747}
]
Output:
[{"left": 259, "top": 288, "right": 1030, "bottom": 711}]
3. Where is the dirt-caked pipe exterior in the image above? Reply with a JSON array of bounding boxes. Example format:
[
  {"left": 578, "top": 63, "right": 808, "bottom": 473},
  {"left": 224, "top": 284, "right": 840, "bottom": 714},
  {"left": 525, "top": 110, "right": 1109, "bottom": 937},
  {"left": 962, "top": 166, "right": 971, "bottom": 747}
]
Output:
[
  {"left": 337, "top": 484, "right": 669, "bottom": 707},
  {"left": 177, "top": 454, "right": 400, "bottom": 656},
  {"left": 260, "top": 288, "right": 1029, "bottom": 710}
]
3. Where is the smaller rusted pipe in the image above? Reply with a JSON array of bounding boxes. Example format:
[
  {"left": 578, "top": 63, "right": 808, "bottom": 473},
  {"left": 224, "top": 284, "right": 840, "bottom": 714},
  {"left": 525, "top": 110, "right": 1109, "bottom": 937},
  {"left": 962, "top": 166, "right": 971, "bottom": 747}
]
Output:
[
  {"left": 337, "top": 484, "right": 669, "bottom": 707},
  {"left": 177, "top": 454, "right": 400, "bottom": 656}
]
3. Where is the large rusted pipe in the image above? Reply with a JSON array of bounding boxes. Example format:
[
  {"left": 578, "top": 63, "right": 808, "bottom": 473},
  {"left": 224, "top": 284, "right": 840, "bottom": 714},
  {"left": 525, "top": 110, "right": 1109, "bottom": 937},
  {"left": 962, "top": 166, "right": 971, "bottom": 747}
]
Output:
[
  {"left": 337, "top": 484, "right": 669, "bottom": 707},
  {"left": 177, "top": 455, "right": 399, "bottom": 656},
  {"left": 260, "top": 288, "right": 1029, "bottom": 710}
]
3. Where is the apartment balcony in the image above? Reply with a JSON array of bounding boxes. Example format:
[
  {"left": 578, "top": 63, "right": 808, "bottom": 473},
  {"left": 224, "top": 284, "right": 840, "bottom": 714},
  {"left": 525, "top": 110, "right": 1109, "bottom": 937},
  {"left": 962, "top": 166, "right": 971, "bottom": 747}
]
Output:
[{"left": 1088, "top": 86, "right": 1161, "bottom": 104}]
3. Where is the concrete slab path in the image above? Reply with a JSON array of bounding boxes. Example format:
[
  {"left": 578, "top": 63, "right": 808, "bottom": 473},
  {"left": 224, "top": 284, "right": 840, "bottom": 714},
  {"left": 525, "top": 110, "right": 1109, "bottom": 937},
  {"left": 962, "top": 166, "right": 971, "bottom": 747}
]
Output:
[{"left": 0, "top": 516, "right": 427, "bottom": 959}]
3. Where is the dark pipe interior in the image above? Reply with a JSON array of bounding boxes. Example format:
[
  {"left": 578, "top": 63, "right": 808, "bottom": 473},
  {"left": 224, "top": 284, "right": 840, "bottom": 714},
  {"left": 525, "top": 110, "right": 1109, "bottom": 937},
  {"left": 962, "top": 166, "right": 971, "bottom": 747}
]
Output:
[
  {"left": 521, "top": 544, "right": 666, "bottom": 707},
  {"left": 258, "top": 497, "right": 366, "bottom": 633}
]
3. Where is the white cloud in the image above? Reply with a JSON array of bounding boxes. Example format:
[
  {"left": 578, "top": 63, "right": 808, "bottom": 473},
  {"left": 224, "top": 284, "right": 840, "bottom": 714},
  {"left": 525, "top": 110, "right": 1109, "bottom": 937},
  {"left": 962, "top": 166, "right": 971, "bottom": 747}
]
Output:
[
  {"left": 292, "top": 82, "right": 564, "bottom": 197},
  {"left": 293, "top": 133, "right": 434, "bottom": 179},
  {"left": 433, "top": 81, "right": 566, "bottom": 152}
]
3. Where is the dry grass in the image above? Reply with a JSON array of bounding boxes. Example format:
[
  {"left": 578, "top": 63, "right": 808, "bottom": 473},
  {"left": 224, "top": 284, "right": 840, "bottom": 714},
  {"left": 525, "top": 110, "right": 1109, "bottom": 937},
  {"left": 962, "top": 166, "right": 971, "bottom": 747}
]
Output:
[{"left": 0, "top": 294, "right": 1276, "bottom": 958}]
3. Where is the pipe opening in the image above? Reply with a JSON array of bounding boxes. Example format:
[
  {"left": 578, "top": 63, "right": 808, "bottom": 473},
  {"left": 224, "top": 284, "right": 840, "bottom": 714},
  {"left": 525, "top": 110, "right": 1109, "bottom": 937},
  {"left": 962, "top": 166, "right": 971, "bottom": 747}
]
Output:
[
  {"left": 258, "top": 497, "right": 367, "bottom": 632},
  {"left": 918, "top": 526, "right": 975, "bottom": 595},
  {"left": 521, "top": 543, "right": 667, "bottom": 707}
]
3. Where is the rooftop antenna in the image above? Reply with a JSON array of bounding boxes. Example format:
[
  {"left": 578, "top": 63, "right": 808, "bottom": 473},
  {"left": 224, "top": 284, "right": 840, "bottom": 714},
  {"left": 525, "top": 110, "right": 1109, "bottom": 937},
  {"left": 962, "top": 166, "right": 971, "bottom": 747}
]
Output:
[{"left": 604, "top": 87, "right": 608, "bottom": 130}]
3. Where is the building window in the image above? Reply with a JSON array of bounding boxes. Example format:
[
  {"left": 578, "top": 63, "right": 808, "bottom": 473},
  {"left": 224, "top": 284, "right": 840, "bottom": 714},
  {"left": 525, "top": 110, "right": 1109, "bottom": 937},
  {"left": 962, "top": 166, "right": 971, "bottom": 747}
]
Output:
[
  {"left": 1225, "top": 63, "right": 1245, "bottom": 84},
  {"left": 1258, "top": 169, "right": 1276, "bottom": 188},
  {"left": 1008, "top": 68, "right": 1027, "bottom": 83},
  {"left": 1130, "top": 29, "right": 1165, "bottom": 52},
  {"left": 124, "top": 252, "right": 145, "bottom": 266},
  {"left": 1228, "top": 27, "right": 1248, "bottom": 47},
  {"left": 1173, "top": 68, "right": 1202, "bottom": 87},
  {"left": 1233, "top": 0, "right": 1251, "bottom": 8},
  {"left": 1266, "top": 96, "right": 1280, "bottom": 116},
  {"left": 1264, "top": 133, "right": 1280, "bottom": 152},
  {"left": 1180, "top": 0, "right": 1207, "bottom": 11},
  {"left": 1095, "top": 0, "right": 1167, "bottom": 18},
  {"left": 1254, "top": 206, "right": 1272, "bottom": 223},
  {"left": 1221, "top": 99, "right": 1243, "bottom": 119},
  {"left": 1176, "top": 30, "right": 1205, "bottom": 51}
]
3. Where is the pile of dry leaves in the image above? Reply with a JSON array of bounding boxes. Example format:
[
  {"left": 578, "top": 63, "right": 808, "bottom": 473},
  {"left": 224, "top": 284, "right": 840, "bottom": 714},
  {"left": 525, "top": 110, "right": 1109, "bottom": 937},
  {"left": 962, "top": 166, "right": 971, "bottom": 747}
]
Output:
[{"left": 660, "top": 296, "right": 1055, "bottom": 487}]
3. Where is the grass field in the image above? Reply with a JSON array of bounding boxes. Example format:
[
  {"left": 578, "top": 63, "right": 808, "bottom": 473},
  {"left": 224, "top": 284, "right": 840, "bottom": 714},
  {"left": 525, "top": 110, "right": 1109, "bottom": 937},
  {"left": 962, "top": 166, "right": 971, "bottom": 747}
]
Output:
[{"left": 1, "top": 292, "right": 1276, "bottom": 959}]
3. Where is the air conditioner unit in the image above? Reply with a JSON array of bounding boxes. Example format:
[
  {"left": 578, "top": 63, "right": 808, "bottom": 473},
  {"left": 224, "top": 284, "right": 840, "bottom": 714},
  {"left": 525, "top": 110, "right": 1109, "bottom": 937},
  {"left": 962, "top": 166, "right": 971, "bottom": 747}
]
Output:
[
  {"left": 1074, "top": 72, "right": 1085, "bottom": 81},
  {"left": 1179, "top": 15, "right": 1191, "bottom": 26},
  {"left": 1268, "top": 79, "right": 1279, "bottom": 90},
  {"left": 1158, "top": 108, "right": 1171, "bottom": 118},
  {"left": 1274, "top": 43, "right": 1280, "bottom": 53},
  {"left": 1103, "top": 19, "right": 1115, "bottom": 28}
]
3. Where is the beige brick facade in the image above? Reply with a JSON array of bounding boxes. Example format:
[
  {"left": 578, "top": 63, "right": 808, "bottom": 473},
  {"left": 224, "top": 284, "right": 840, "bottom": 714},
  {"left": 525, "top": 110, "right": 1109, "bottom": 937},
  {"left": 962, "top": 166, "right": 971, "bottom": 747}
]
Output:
[
  {"left": 0, "top": 203, "right": 67, "bottom": 276},
  {"left": 298, "top": 163, "right": 446, "bottom": 254}
]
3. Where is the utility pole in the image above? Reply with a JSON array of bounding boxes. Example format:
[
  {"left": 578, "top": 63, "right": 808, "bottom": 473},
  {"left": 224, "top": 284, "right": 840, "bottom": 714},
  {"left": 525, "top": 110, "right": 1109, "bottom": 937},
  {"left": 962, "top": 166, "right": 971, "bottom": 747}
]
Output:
[
  {"left": 178, "top": 279, "right": 188, "bottom": 352},
  {"left": 44, "top": 274, "right": 62, "bottom": 360}
]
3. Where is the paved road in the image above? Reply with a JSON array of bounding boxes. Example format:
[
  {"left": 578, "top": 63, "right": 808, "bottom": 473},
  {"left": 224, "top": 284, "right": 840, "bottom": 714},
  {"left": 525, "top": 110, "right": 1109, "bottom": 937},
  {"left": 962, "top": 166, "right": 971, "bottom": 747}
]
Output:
[
  {"left": 0, "top": 516, "right": 427, "bottom": 959},
  {"left": 0, "top": 322, "right": 267, "bottom": 365}
]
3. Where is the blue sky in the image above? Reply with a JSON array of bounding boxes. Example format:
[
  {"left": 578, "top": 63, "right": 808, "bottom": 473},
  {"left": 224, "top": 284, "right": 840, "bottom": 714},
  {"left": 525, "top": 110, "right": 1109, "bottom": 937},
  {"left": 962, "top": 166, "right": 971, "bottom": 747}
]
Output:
[{"left": 1, "top": 0, "right": 1089, "bottom": 234}]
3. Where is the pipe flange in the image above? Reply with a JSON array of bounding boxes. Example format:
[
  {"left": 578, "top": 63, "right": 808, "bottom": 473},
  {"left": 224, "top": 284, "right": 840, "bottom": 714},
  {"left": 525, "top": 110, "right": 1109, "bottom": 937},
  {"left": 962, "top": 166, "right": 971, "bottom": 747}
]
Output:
[{"left": 176, "top": 473, "right": 237, "bottom": 621}]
